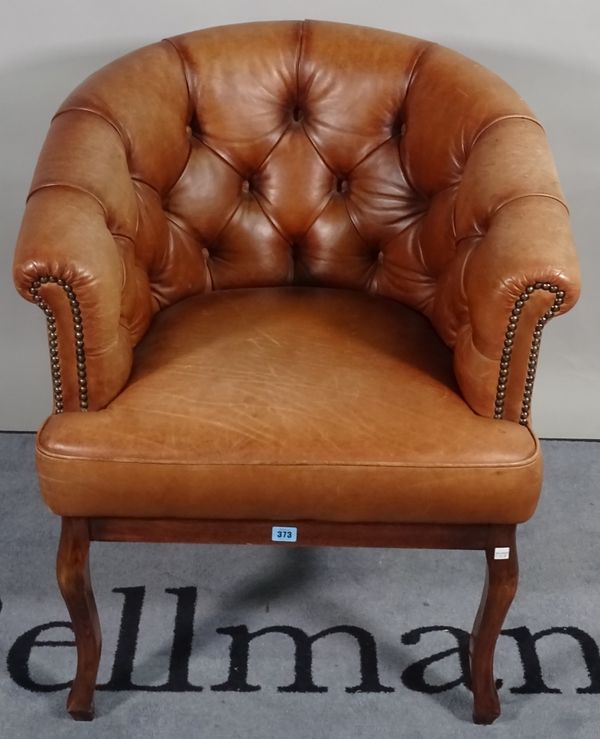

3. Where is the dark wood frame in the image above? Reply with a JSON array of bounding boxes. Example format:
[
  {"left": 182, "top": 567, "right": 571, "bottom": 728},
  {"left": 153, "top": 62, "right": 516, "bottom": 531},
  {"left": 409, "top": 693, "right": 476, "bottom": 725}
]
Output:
[{"left": 57, "top": 517, "right": 518, "bottom": 724}]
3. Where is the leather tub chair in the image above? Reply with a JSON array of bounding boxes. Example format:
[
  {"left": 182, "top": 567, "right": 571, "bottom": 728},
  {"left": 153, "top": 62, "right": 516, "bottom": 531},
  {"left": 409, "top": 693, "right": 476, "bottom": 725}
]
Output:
[{"left": 13, "top": 20, "right": 580, "bottom": 723}]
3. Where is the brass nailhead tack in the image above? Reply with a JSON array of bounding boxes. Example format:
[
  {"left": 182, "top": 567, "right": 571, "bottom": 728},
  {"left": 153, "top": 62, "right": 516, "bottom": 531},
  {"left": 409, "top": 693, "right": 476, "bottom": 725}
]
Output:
[
  {"left": 30, "top": 276, "right": 88, "bottom": 413},
  {"left": 494, "top": 283, "right": 564, "bottom": 425}
]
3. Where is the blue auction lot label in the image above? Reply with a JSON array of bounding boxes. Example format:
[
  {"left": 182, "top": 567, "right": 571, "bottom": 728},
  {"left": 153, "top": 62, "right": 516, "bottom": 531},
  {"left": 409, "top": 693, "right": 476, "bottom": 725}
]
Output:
[{"left": 271, "top": 526, "right": 298, "bottom": 542}]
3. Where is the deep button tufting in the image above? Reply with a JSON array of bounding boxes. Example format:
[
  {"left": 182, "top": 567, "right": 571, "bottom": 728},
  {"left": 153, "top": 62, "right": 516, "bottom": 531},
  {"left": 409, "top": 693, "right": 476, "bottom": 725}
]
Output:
[
  {"left": 366, "top": 246, "right": 380, "bottom": 262},
  {"left": 14, "top": 20, "right": 580, "bottom": 424},
  {"left": 290, "top": 242, "right": 302, "bottom": 260},
  {"left": 391, "top": 117, "right": 406, "bottom": 138}
]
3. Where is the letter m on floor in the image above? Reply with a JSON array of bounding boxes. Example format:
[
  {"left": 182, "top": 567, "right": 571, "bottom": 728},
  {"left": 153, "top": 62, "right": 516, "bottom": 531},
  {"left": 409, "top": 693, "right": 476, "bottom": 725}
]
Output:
[{"left": 211, "top": 625, "right": 394, "bottom": 694}]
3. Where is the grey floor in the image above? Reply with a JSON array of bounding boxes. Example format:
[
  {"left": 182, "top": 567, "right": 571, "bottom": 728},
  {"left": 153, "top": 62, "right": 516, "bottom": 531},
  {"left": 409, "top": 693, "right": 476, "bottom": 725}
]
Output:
[{"left": 1, "top": 434, "right": 599, "bottom": 738}]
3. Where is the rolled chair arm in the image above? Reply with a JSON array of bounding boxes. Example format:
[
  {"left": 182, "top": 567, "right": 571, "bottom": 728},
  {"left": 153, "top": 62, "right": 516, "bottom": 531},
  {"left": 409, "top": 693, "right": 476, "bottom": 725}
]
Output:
[
  {"left": 13, "top": 186, "right": 152, "bottom": 412},
  {"left": 13, "top": 89, "right": 159, "bottom": 414},
  {"left": 456, "top": 196, "right": 579, "bottom": 423},
  {"left": 431, "top": 117, "right": 581, "bottom": 424}
]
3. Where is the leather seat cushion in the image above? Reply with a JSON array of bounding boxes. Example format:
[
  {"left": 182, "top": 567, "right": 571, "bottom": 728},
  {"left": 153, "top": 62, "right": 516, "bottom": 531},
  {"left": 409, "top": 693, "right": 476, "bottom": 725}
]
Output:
[{"left": 37, "top": 287, "right": 541, "bottom": 524}]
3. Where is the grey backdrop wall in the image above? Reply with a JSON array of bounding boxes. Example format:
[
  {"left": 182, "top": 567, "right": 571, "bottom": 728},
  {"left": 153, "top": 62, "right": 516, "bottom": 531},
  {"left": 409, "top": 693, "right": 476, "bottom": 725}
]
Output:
[{"left": 1, "top": 0, "right": 598, "bottom": 436}]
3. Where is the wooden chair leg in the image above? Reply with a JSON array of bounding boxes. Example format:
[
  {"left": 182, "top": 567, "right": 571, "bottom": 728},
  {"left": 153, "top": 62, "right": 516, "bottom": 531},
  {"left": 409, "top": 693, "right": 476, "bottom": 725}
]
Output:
[
  {"left": 56, "top": 517, "right": 101, "bottom": 721},
  {"left": 469, "top": 526, "right": 518, "bottom": 724}
]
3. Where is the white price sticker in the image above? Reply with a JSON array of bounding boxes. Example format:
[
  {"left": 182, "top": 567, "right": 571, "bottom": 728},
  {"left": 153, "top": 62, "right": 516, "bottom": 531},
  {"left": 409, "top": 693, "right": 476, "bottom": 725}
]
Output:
[
  {"left": 494, "top": 547, "right": 510, "bottom": 560},
  {"left": 272, "top": 526, "right": 297, "bottom": 543}
]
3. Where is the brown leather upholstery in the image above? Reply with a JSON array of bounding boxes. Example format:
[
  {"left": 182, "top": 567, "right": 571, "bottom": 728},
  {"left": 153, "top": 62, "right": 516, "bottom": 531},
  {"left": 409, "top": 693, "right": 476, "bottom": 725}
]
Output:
[
  {"left": 13, "top": 20, "right": 579, "bottom": 525},
  {"left": 36, "top": 287, "right": 541, "bottom": 523}
]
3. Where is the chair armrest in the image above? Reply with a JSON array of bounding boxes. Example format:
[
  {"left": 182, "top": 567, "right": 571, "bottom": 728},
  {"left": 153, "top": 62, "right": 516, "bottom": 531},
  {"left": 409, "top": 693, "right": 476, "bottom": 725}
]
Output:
[
  {"left": 13, "top": 186, "right": 153, "bottom": 412},
  {"left": 431, "top": 115, "right": 581, "bottom": 423},
  {"left": 13, "top": 96, "right": 159, "bottom": 413},
  {"left": 455, "top": 195, "right": 580, "bottom": 424}
]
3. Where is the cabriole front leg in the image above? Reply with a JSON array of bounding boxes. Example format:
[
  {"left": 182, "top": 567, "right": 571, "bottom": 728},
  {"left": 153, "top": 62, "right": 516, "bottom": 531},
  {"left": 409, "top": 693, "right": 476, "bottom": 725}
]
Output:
[
  {"left": 56, "top": 517, "right": 101, "bottom": 720},
  {"left": 469, "top": 526, "right": 518, "bottom": 724}
]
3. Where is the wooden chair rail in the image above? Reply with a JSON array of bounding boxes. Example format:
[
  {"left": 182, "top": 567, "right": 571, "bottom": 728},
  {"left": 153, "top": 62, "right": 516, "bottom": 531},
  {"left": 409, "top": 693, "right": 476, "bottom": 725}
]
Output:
[{"left": 89, "top": 517, "right": 515, "bottom": 551}]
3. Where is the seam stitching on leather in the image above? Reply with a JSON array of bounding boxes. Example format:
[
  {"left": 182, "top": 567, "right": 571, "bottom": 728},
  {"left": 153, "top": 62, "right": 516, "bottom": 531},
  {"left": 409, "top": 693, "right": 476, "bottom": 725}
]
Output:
[
  {"left": 52, "top": 107, "right": 130, "bottom": 154},
  {"left": 396, "top": 145, "right": 423, "bottom": 202},
  {"left": 467, "top": 328, "right": 497, "bottom": 363},
  {"left": 36, "top": 446, "right": 541, "bottom": 470},
  {"left": 193, "top": 136, "right": 245, "bottom": 179},
  {"left": 295, "top": 20, "right": 306, "bottom": 105},
  {"left": 301, "top": 124, "right": 337, "bottom": 176},
  {"left": 347, "top": 135, "right": 392, "bottom": 176},
  {"left": 252, "top": 190, "right": 293, "bottom": 246},
  {"left": 298, "top": 192, "right": 336, "bottom": 241},
  {"left": 471, "top": 114, "right": 545, "bottom": 150},
  {"left": 154, "top": 40, "right": 197, "bottom": 194},
  {"left": 376, "top": 211, "right": 429, "bottom": 253},
  {"left": 255, "top": 122, "right": 293, "bottom": 180},
  {"left": 204, "top": 198, "right": 243, "bottom": 250},
  {"left": 112, "top": 231, "right": 136, "bottom": 248},
  {"left": 455, "top": 231, "right": 484, "bottom": 248},
  {"left": 451, "top": 189, "right": 458, "bottom": 242},
  {"left": 411, "top": 209, "right": 428, "bottom": 279},
  {"left": 456, "top": 242, "right": 478, "bottom": 333},
  {"left": 341, "top": 196, "right": 373, "bottom": 256},
  {"left": 404, "top": 43, "right": 433, "bottom": 96},
  {"left": 131, "top": 175, "right": 161, "bottom": 197},
  {"left": 27, "top": 183, "right": 110, "bottom": 221},
  {"left": 346, "top": 131, "right": 408, "bottom": 178},
  {"left": 162, "top": 38, "right": 195, "bottom": 123},
  {"left": 455, "top": 193, "right": 570, "bottom": 246},
  {"left": 170, "top": 140, "right": 195, "bottom": 197},
  {"left": 163, "top": 211, "right": 204, "bottom": 243},
  {"left": 492, "top": 192, "right": 570, "bottom": 219},
  {"left": 394, "top": 43, "right": 433, "bottom": 200}
]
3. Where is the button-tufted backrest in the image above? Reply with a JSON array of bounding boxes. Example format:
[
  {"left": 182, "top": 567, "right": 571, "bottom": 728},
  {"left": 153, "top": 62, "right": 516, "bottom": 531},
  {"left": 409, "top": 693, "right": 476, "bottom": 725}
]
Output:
[{"left": 24, "top": 21, "right": 561, "bottom": 398}]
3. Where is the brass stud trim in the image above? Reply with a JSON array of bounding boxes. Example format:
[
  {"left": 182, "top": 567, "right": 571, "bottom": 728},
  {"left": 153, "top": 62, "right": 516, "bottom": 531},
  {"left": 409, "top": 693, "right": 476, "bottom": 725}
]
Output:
[
  {"left": 494, "top": 283, "right": 564, "bottom": 425},
  {"left": 30, "top": 276, "right": 88, "bottom": 413}
]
